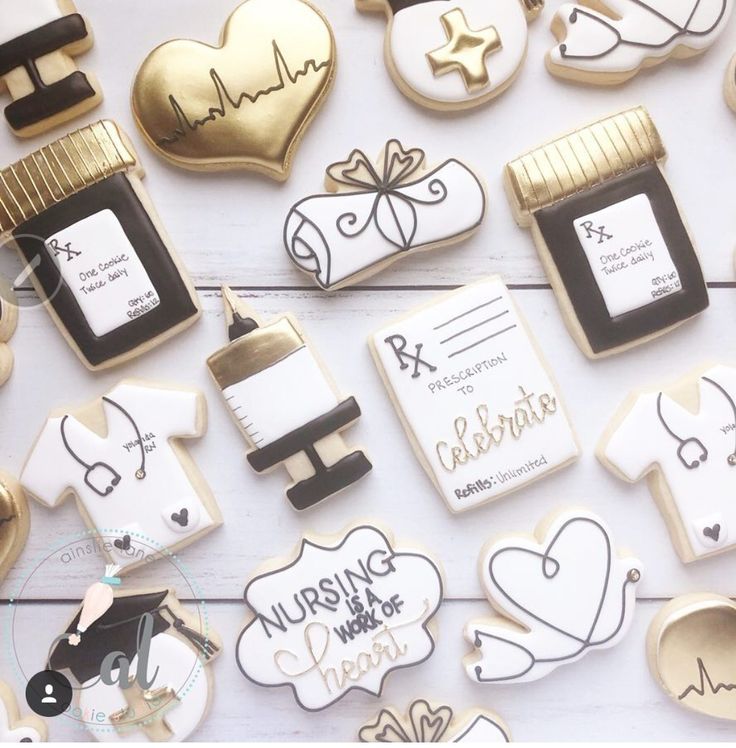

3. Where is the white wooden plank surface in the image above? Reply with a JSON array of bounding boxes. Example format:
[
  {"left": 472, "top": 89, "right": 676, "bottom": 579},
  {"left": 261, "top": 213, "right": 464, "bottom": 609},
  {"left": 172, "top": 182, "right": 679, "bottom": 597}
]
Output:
[{"left": 0, "top": 0, "right": 735, "bottom": 741}]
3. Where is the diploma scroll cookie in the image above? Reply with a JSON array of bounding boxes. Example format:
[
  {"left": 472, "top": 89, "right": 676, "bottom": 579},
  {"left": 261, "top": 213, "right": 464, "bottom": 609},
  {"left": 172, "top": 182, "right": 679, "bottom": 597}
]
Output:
[
  {"left": 359, "top": 699, "right": 510, "bottom": 742},
  {"left": 598, "top": 363, "right": 736, "bottom": 564},
  {"left": 464, "top": 508, "right": 642, "bottom": 684},
  {"left": 235, "top": 524, "right": 444, "bottom": 711},
  {"left": 0, "top": 472, "right": 30, "bottom": 585},
  {"left": 547, "top": 0, "right": 734, "bottom": 86},
  {"left": 0, "top": 0, "right": 102, "bottom": 138},
  {"left": 20, "top": 379, "right": 223, "bottom": 574},
  {"left": 0, "top": 682, "right": 46, "bottom": 742},
  {"left": 370, "top": 276, "right": 579, "bottom": 514},
  {"left": 284, "top": 139, "right": 487, "bottom": 291},
  {"left": 356, "top": 0, "right": 544, "bottom": 111},
  {"left": 207, "top": 287, "right": 372, "bottom": 511},
  {"left": 506, "top": 107, "right": 709, "bottom": 359},
  {"left": 0, "top": 277, "right": 18, "bottom": 386},
  {"left": 132, "top": 0, "right": 336, "bottom": 179}
]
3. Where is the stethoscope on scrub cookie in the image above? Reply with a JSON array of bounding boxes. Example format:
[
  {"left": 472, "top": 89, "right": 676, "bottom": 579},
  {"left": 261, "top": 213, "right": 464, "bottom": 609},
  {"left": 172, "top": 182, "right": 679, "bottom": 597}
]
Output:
[
  {"left": 656, "top": 375, "right": 736, "bottom": 470},
  {"left": 59, "top": 397, "right": 148, "bottom": 497}
]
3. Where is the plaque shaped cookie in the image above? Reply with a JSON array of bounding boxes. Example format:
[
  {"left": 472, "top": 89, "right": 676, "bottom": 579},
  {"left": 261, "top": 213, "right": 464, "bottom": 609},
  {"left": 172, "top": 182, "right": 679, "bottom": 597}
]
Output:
[
  {"left": 370, "top": 276, "right": 579, "bottom": 513},
  {"left": 132, "top": 0, "right": 336, "bottom": 179},
  {"left": 359, "top": 699, "right": 510, "bottom": 742},
  {"left": 284, "top": 139, "right": 487, "bottom": 291},
  {"left": 464, "top": 508, "right": 642, "bottom": 684},
  {"left": 0, "top": 121, "right": 200, "bottom": 371},
  {"left": 0, "top": 682, "right": 46, "bottom": 742},
  {"left": 0, "top": 0, "right": 102, "bottom": 137},
  {"left": 49, "top": 586, "right": 221, "bottom": 741},
  {"left": 647, "top": 594, "right": 736, "bottom": 722},
  {"left": 506, "top": 107, "right": 709, "bottom": 359},
  {"left": 0, "top": 473, "right": 30, "bottom": 585},
  {"left": 598, "top": 363, "right": 736, "bottom": 564},
  {"left": 356, "top": 0, "right": 544, "bottom": 111},
  {"left": 20, "top": 379, "right": 223, "bottom": 574},
  {"left": 0, "top": 278, "right": 18, "bottom": 386},
  {"left": 236, "top": 524, "right": 444, "bottom": 711},
  {"left": 547, "top": 0, "right": 733, "bottom": 85}
]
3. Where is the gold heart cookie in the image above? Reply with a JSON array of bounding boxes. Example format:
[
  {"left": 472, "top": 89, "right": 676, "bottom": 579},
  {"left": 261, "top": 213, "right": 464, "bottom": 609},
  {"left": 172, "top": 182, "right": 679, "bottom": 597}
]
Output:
[
  {"left": 648, "top": 594, "right": 736, "bottom": 721},
  {"left": 131, "top": 0, "right": 336, "bottom": 179},
  {"left": 0, "top": 473, "right": 29, "bottom": 585}
]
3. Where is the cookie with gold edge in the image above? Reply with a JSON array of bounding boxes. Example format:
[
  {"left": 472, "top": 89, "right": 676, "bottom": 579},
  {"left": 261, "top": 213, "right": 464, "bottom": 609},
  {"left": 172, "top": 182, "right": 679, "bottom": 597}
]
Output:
[
  {"left": 0, "top": 473, "right": 30, "bottom": 585},
  {"left": 0, "top": 681, "right": 46, "bottom": 742}
]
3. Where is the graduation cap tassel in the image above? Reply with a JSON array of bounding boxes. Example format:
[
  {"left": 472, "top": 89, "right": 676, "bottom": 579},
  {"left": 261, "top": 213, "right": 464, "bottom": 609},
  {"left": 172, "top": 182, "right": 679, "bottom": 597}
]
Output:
[
  {"left": 167, "top": 613, "right": 219, "bottom": 660},
  {"left": 69, "top": 565, "right": 122, "bottom": 646}
]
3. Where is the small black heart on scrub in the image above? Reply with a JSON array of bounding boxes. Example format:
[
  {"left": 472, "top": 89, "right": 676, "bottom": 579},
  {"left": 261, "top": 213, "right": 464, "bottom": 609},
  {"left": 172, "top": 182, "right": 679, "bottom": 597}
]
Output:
[
  {"left": 703, "top": 524, "right": 721, "bottom": 542},
  {"left": 114, "top": 534, "right": 132, "bottom": 551},
  {"left": 171, "top": 508, "right": 189, "bottom": 527}
]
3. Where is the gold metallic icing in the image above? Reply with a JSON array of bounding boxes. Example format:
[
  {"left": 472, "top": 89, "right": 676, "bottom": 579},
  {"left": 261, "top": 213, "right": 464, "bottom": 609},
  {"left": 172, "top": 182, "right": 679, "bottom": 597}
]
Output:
[{"left": 0, "top": 473, "right": 29, "bottom": 583}]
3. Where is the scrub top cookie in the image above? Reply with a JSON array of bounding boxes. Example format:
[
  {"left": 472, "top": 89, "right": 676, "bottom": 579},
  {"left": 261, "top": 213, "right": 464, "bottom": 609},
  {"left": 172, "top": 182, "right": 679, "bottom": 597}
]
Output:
[
  {"left": 0, "top": 278, "right": 18, "bottom": 386},
  {"left": 506, "top": 107, "right": 709, "bottom": 359},
  {"left": 284, "top": 139, "right": 487, "bottom": 291},
  {"left": 0, "top": 682, "right": 46, "bottom": 742},
  {"left": 132, "top": 0, "right": 336, "bottom": 179},
  {"left": 464, "top": 508, "right": 642, "bottom": 684},
  {"left": 236, "top": 524, "right": 444, "bottom": 711},
  {"left": 357, "top": 0, "right": 544, "bottom": 111},
  {"left": 547, "top": 0, "right": 733, "bottom": 85},
  {"left": 0, "top": 473, "right": 30, "bottom": 585},
  {"left": 20, "top": 379, "right": 223, "bottom": 574},
  {"left": 599, "top": 363, "right": 736, "bottom": 564},
  {"left": 0, "top": 0, "right": 102, "bottom": 138}
]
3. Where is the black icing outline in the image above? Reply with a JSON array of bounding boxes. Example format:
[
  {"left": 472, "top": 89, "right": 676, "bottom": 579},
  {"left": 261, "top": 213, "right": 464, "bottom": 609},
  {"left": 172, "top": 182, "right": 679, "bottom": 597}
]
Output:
[{"left": 450, "top": 714, "right": 509, "bottom": 743}]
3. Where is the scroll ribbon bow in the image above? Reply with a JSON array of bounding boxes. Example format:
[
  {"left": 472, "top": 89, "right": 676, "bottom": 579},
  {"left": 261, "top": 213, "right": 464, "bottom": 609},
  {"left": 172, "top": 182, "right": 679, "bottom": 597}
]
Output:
[{"left": 326, "top": 139, "right": 449, "bottom": 250}]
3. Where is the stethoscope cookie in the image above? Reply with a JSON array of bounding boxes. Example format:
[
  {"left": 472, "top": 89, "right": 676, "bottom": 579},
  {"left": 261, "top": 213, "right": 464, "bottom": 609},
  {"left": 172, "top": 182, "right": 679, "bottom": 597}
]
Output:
[
  {"left": 599, "top": 363, "right": 736, "bottom": 563},
  {"left": 20, "top": 379, "right": 223, "bottom": 574},
  {"left": 0, "top": 0, "right": 102, "bottom": 138},
  {"left": 284, "top": 139, "right": 487, "bottom": 291},
  {"left": 359, "top": 699, "right": 510, "bottom": 742},
  {"left": 464, "top": 508, "right": 642, "bottom": 684},
  {"left": 506, "top": 107, "right": 709, "bottom": 359},
  {"left": 0, "top": 277, "right": 18, "bottom": 387},
  {"left": 0, "top": 472, "right": 30, "bottom": 585},
  {"left": 0, "top": 681, "right": 46, "bottom": 742},
  {"left": 236, "top": 524, "right": 444, "bottom": 711},
  {"left": 547, "top": 0, "right": 733, "bottom": 86},
  {"left": 132, "top": 0, "right": 336, "bottom": 179},
  {"left": 357, "top": 0, "right": 544, "bottom": 111},
  {"left": 647, "top": 594, "right": 736, "bottom": 722},
  {"left": 370, "top": 276, "right": 579, "bottom": 513}
]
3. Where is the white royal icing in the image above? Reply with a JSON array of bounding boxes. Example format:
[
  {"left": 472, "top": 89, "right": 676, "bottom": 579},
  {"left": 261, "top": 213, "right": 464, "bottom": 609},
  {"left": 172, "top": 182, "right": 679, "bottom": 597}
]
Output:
[
  {"left": 465, "top": 509, "right": 642, "bottom": 684},
  {"left": 371, "top": 277, "right": 579, "bottom": 512},
  {"left": 450, "top": 715, "right": 509, "bottom": 743},
  {"left": 0, "top": 693, "right": 43, "bottom": 743},
  {"left": 20, "top": 381, "right": 217, "bottom": 570},
  {"left": 236, "top": 525, "right": 443, "bottom": 711},
  {"left": 45, "top": 210, "right": 161, "bottom": 338},
  {"left": 549, "top": 0, "right": 733, "bottom": 78},
  {"left": 602, "top": 364, "right": 736, "bottom": 560},
  {"left": 0, "top": 0, "right": 65, "bottom": 46},
  {"left": 574, "top": 193, "right": 682, "bottom": 318}
]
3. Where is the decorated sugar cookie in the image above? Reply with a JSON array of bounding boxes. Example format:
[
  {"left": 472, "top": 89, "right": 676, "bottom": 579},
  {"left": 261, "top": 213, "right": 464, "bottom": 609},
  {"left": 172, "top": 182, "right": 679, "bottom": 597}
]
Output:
[
  {"left": 506, "top": 107, "right": 709, "bottom": 359},
  {"left": 0, "top": 473, "right": 30, "bottom": 585},
  {"left": 726, "top": 54, "right": 736, "bottom": 111},
  {"left": 0, "top": 121, "right": 200, "bottom": 371},
  {"left": 0, "top": 0, "right": 102, "bottom": 137},
  {"left": 284, "top": 139, "right": 487, "bottom": 291},
  {"left": 464, "top": 508, "right": 642, "bottom": 683},
  {"left": 0, "top": 682, "right": 46, "bottom": 742},
  {"left": 236, "top": 524, "right": 444, "bottom": 711},
  {"left": 207, "top": 288, "right": 372, "bottom": 510},
  {"left": 0, "top": 278, "right": 18, "bottom": 386},
  {"left": 49, "top": 585, "right": 221, "bottom": 741},
  {"left": 370, "top": 276, "right": 579, "bottom": 513},
  {"left": 132, "top": 0, "right": 336, "bottom": 179},
  {"left": 356, "top": 0, "right": 544, "bottom": 111},
  {"left": 20, "top": 380, "right": 223, "bottom": 573},
  {"left": 598, "top": 363, "right": 736, "bottom": 563},
  {"left": 359, "top": 699, "right": 510, "bottom": 742},
  {"left": 648, "top": 594, "right": 736, "bottom": 722},
  {"left": 547, "top": 0, "right": 734, "bottom": 85}
]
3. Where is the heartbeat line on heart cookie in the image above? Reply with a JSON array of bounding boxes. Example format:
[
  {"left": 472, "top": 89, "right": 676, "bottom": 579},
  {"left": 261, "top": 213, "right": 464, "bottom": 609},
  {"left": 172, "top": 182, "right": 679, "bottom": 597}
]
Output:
[
  {"left": 158, "top": 41, "right": 331, "bottom": 146},
  {"left": 678, "top": 658, "right": 736, "bottom": 700}
]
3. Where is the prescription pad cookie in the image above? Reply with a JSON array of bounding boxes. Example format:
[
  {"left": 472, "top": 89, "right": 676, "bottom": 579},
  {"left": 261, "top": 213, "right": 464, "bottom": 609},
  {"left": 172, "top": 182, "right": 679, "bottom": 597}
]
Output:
[
  {"left": 284, "top": 139, "right": 486, "bottom": 291},
  {"left": 506, "top": 107, "right": 708, "bottom": 359},
  {"left": 0, "top": 121, "right": 200, "bottom": 371},
  {"left": 547, "top": 0, "right": 733, "bottom": 85},
  {"left": 370, "top": 277, "right": 579, "bottom": 514},
  {"left": 207, "top": 287, "right": 372, "bottom": 511},
  {"left": 598, "top": 363, "right": 736, "bottom": 564},
  {"left": 0, "top": 682, "right": 46, "bottom": 742},
  {"left": 20, "top": 379, "right": 223, "bottom": 574},
  {"left": 236, "top": 524, "right": 444, "bottom": 711},
  {"left": 132, "top": 0, "right": 336, "bottom": 179},
  {"left": 357, "top": 0, "right": 544, "bottom": 111},
  {"left": 0, "top": 0, "right": 102, "bottom": 137},
  {"left": 0, "top": 473, "right": 30, "bottom": 585},
  {"left": 359, "top": 699, "right": 510, "bottom": 742},
  {"left": 464, "top": 508, "right": 642, "bottom": 684},
  {"left": 0, "top": 277, "right": 18, "bottom": 386}
]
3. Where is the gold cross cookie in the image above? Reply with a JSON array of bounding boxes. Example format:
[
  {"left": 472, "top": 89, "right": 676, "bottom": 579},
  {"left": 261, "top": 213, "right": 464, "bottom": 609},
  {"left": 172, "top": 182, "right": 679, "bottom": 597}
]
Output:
[
  {"left": 427, "top": 8, "right": 502, "bottom": 93},
  {"left": 109, "top": 685, "right": 178, "bottom": 741}
]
